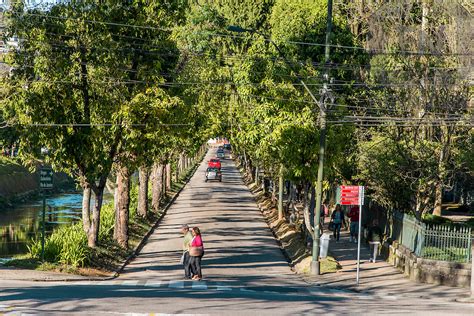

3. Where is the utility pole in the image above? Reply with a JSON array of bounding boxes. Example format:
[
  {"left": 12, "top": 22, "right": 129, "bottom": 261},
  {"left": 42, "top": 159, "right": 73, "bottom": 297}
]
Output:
[{"left": 311, "top": 0, "right": 333, "bottom": 276}]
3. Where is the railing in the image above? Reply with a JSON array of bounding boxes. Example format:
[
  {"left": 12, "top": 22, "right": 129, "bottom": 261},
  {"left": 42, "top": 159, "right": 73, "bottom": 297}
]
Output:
[{"left": 392, "top": 212, "right": 472, "bottom": 263}]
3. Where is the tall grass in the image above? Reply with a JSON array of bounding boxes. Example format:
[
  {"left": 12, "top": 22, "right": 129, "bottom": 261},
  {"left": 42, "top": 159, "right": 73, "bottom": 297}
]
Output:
[
  {"left": 28, "top": 224, "right": 89, "bottom": 267},
  {"left": 28, "top": 183, "right": 142, "bottom": 268}
]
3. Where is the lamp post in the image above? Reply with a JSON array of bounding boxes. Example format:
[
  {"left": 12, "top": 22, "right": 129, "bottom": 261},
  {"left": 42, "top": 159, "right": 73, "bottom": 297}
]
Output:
[{"left": 228, "top": 3, "right": 334, "bottom": 274}]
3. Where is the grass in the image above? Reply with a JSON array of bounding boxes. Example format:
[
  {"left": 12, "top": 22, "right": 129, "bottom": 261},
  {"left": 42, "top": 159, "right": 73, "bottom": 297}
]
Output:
[
  {"left": 423, "top": 213, "right": 474, "bottom": 229},
  {"left": 421, "top": 246, "right": 471, "bottom": 263}
]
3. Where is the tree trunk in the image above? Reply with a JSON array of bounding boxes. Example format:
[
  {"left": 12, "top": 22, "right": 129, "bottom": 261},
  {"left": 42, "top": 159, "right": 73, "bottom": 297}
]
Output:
[
  {"left": 151, "top": 163, "right": 163, "bottom": 212},
  {"left": 82, "top": 183, "right": 91, "bottom": 234},
  {"left": 278, "top": 166, "right": 284, "bottom": 220},
  {"left": 114, "top": 164, "right": 130, "bottom": 249},
  {"left": 271, "top": 179, "right": 277, "bottom": 204},
  {"left": 166, "top": 163, "right": 171, "bottom": 192},
  {"left": 88, "top": 186, "right": 105, "bottom": 248},
  {"left": 175, "top": 158, "right": 179, "bottom": 182},
  {"left": 255, "top": 166, "right": 259, "bottom": 186},
  {"left": 303, "top": 184, "right": 314, "bottom": 237},
  {"left": 433, "top": 131, "right": 450, "bottom": 216},
  {"left": 137, "top": 165, "right": 149, "bottom": 218}
]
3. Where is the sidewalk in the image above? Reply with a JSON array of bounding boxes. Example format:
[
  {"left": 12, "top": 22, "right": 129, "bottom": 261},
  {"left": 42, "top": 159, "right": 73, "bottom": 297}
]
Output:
[
  {"left": 304, "top": 228, "right": 470, "bottom": 302},
  {"left": 0, "top": 266, "right": 94, "bottom": 281}
]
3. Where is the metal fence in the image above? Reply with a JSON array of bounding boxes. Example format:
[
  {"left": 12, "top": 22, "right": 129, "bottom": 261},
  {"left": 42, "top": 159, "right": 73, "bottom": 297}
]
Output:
[{"left": 392, "top": 212, "right": 472, "bottom": 263}]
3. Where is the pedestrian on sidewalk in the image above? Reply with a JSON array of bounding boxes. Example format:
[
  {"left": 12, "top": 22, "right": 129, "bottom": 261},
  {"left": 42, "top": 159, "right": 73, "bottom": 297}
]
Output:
[
  {"left": 367, "top": 219, "right": 383, "bottom": 262},
  {"left": 180, "top": 224, "right": 194, "bottom": 279},
  {"left": 348, "top": 206, "right": 360, "bottom": 243},
  {"left": 189, "top": 226, "right": 204, "bottom": 281},
  {"left": 330, "top": 205, "right": 345, "bottom": 241}
]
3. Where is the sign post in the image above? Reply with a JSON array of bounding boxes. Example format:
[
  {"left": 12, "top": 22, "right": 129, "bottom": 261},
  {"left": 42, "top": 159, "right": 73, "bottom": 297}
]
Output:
[
  {"left": 39, "top": 166, "right": 53, "bottom": 262},
  {"left": 339, "top": 185, "right": 364, "bottom": 286}
]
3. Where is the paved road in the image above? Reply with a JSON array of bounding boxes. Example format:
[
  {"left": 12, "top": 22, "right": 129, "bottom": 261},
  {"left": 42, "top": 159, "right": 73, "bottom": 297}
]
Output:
[{"left": 0, "top": 148, "right": 472, "bottom": 315}]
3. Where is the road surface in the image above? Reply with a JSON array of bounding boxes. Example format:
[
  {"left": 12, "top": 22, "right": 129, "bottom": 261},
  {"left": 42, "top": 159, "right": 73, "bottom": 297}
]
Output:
[{"left": 0, "top": 148, "right": 472, "bottom": 315}]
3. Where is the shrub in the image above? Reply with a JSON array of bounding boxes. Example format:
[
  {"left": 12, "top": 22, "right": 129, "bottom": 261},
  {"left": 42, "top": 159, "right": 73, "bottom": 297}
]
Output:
[
  {"left": 28, "top": 223, "right": 89, "bottom": 267},
  {"left": 57, "top": 224, "right": 90, "bottom": 267},
  {"left": 99, "top": 201, "right": 115, "bottom": 240}
]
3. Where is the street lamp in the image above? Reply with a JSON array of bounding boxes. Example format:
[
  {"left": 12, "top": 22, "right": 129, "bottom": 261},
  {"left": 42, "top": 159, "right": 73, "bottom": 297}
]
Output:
[{"left": 228, "top": 23, "right": 331, "bottom": 276}]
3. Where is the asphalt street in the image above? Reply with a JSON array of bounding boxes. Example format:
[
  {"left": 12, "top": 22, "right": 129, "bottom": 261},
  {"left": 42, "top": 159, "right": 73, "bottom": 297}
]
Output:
[{"left": 0, "top": 148, "right": 472, "bottom": 315}]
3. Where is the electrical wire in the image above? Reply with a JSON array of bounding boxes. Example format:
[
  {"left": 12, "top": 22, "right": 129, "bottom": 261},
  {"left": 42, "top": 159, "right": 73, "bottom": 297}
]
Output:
[{"left": 7, "top": 10, "right": 472, "bottom": 57}]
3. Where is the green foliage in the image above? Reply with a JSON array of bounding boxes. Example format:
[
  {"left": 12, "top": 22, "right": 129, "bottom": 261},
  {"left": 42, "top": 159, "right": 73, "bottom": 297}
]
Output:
[
  {"left": 99, "top": 202, "right": 115, "bottom": 240},
  {"left": 28, "top": 224, "right": 89, "bottom": 267}
]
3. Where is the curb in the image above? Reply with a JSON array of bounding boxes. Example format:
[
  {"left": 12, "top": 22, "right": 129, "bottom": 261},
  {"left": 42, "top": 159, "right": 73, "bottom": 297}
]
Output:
[{"left": 23, "top": 152, "right": 206, "bottom": 283}]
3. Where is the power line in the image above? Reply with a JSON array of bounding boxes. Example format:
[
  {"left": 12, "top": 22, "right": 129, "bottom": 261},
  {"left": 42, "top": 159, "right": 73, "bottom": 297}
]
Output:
[
  {"left": 6, "top": 30, "right": 471, "bottom": 74},
  {"left": 6, "top": 10, "right": 473, "bottom": 57}
]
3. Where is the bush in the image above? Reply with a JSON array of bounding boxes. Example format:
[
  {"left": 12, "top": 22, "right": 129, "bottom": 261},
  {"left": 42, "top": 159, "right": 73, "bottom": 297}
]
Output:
[
  {"left": 28, "top": 223, "right": 89, "bottom": 267},
  {"left": 27, "top": 182, "right": 144, "bottom": 268},
  {"left": 99, "top": 201, "right": 115, "bottom": 240},
  {"left": 422, "top": 214, "right": 451, "bottom": 225},
  {"left": 28, "top": 236, "right": 61, "bottom": 262}
]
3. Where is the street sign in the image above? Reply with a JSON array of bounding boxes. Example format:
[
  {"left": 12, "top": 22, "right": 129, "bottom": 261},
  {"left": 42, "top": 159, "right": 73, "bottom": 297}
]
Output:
[
  {"left": 39, "top": 167, "right": 53, "bottom": 190},
  {"left": 338, "top": 185, "right": 365, "bottom": 286},
  {"left": 339, "top": 185, "right": 363, "bottom": 205}
]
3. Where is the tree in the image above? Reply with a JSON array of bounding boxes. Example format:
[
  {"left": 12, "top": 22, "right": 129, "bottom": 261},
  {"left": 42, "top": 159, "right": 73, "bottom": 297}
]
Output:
[
  {"left": 344, "top": 0, "right": 472, "bottom": 217},
  {"left": 3, "top": 0, "right": 187, "bottom": 247}
]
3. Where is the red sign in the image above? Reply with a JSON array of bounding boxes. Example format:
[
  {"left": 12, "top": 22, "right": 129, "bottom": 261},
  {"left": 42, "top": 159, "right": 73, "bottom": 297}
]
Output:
[
  {"left": 340, "top": 198, "right": 359, "bottom": 205},
  {"left": 339, "top": 185, "right": 363, "bottom": 205},
  {"left": 341, "top": 185, "right": 359, "bottom": 193}
]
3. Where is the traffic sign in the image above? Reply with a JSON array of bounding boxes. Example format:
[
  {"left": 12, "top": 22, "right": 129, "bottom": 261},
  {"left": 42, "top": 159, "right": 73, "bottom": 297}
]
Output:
[{"left": 39, "top": 167, "right": 53, "bottom": 190}]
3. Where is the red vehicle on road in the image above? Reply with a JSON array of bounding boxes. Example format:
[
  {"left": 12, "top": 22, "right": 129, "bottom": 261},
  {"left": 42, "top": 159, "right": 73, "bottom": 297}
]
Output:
[{"left": 208, "top": 158, "right": 221, "bottom": 170}]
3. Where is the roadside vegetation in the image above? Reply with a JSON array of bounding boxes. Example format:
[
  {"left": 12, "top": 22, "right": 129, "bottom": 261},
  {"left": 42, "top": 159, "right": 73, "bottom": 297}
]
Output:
[
  {"left": 7, "top": 157, "right": 202, "bottom": 274},
  {"left": 240, "top": 161, "right": 340, "bottom": 274}
]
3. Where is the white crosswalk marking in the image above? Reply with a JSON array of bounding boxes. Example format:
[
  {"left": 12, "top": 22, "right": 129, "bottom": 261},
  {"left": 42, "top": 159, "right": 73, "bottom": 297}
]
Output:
[
  {"left": 168, "top": 280, "right": 184, "bottom": 289},
  {"left": 122, "top": 280, "right": 140, "bottom": 286},
  {"left": 240, "top": 288, "right": 256, "bottom": 293},
  {"left": 191, "top": 282, "right": 208, "bottom": 290},
  {"left": 144, "top": 281, "right": 162, "bottom": 287},
  {"left": 216, "top": 285, "right": 232, "bottom": 291}
]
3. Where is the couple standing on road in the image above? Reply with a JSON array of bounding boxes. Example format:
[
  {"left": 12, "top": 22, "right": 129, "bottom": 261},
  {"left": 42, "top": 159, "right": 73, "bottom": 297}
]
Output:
[{"left": 181, "top": 224, "right": 204, "bottom": 281}]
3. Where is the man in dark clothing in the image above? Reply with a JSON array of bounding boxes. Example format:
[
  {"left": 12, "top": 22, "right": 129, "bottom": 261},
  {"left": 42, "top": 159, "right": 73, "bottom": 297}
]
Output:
[
  {"left": 348, "top": 206, "right": 360, "bottom": 243},
  {"left": 367, "top": 219, "right": 383, "bottom": 262}
]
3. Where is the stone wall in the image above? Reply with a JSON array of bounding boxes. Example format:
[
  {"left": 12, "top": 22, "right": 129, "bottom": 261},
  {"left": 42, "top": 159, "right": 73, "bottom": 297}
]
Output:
[{"left": 387, "top": 241, "right": 471, "bottom": 288}]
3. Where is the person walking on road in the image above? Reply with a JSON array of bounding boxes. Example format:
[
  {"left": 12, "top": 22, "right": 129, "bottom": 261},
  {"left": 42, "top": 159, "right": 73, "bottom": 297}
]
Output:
[
  {"left": 331, "top": 205, "right": 345, "bottom": 242},
  {"left": 181, "top": 224, "right": 194, "bottom": 279},
  {"left": 348, "top": 206, "right": 360, "bottom": 243},
  {"left": 189, "top": 226, "right": 204, "bottom": 281}
]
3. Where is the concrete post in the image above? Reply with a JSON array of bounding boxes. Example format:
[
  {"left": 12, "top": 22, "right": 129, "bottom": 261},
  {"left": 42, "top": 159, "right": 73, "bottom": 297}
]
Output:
[{"left": 471, "top": 237, "right": 474, "bottom": 299}]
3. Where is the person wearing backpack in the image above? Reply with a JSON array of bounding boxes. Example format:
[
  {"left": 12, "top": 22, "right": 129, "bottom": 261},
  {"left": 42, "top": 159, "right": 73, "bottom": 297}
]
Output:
[{"left": 330, "top": 204, "right": 345, "bottom": 241}]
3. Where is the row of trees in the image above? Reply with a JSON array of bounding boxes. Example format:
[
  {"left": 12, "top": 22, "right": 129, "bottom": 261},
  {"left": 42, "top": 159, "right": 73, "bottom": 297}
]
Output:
[
  {"left": 0, "top": 0, "right": 472, "bottom": 253},
  {"left": 1, "top": 1, "right": 209, "bottom": 249}
]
